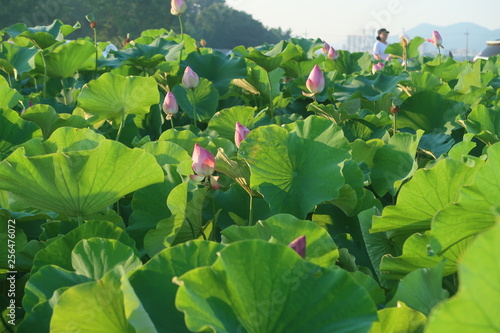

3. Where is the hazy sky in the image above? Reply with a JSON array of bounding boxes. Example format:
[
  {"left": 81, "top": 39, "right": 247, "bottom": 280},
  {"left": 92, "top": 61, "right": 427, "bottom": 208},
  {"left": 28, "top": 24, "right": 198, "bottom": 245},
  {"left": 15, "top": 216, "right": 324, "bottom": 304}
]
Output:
[{"left": 227, "top": 0, "right": 499, "bottom": 47}]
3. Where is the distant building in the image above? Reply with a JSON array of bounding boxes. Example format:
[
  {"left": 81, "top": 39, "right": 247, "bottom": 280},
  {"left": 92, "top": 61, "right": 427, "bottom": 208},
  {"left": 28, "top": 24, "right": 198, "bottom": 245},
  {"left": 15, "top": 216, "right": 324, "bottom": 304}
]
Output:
[{"left": 346, "top": 34, "right": 374, "bottom": 53}]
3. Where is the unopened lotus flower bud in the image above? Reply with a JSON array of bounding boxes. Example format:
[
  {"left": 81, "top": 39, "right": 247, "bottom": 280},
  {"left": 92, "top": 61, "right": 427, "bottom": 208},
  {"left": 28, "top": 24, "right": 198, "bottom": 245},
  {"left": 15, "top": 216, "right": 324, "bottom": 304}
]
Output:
[
  {"left": 182, "top": 66, "right": 199, "bottom": 89},
  {"left": 209, "top": 175, "right": 220, "bottom": 191},
  {"left": 162, "top": 91, "right": 178, "bottom": 119},
  {"left": 372, "top": 62, "right": 384, "bottom": 74},
  {"left": 191, "top": 143, "right": 215, "bottom": 177},
  {"left": 289, "top": 235, "right": 306, "bottom": 259},
  {"left": 322, "top": 41, "right": 330, "bottom": 55},
  {"left": 235, "top": 122, "right": 250, "bottom": 148},
  {"left": 431, "top": 31, "right": 443, "bottom": 48},
  {"left": 302, "top": 65, "right": 325, "bottom": 97},
  {"left": 328, "top": 47, "right": 339, "bottom": 60},
  {"left": 171, "top": 0, "right": 187, "bottom": 15}
]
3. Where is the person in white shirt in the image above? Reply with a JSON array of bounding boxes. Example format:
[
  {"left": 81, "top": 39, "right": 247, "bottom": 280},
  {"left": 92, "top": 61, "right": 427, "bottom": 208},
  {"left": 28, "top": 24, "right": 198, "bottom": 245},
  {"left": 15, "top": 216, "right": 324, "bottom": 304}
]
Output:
[{"left": 373, "top": 28, "right": 390, "bottom": 61}]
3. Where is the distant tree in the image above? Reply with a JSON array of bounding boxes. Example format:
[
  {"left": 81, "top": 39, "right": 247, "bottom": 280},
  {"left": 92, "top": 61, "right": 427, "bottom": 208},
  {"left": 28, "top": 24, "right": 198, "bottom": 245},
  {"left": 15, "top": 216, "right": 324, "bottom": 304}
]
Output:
[{"left": 1, "top": 0, "right": 291, "bottom": 48}]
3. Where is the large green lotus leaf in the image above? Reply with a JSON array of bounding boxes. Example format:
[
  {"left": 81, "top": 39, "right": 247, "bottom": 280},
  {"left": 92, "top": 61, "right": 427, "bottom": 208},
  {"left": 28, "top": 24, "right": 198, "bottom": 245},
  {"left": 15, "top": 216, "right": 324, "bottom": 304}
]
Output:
[
  {"left": 175, "top": 240, "right": 377, "bottom": 333},
  {"left": 182, "top": 52, "right": 247, "bottom": 95},
  {"left": 23, "top": 265, "right": 92, "bottom": 314},
  {"left": 35, "top": 40, "right": 95, "bottom": 78},
  {"left": 405, "top": 71, "right": 449, "bottom": 94},
  {"left": 20, "top": 127, "right": 103, "bottom": 156},
  {"left": 233, "top": 41, "right": 301, "bottom": 72},
  {"left": 114, "top": 37, "right": 183, "bottom": 68},
  {"left": 232, "top": 60, "right": 283, "bottom": 104},
  {"left": 120, "top": 273, "right": 158, "bottom": 333},
  {"left": 372, "top": 158, "right": 481, "bottom": 233},
  {"left": 334, "top": 72, "right": 409, "bottom": 102},
  {"left": 431, "top": 142, "right": 500, "bottom": 253},
  {"left": 426, "top": 221, "right": 500, "bottom": 333},
  {"left": 369, "top": 302, "right": 427, "bottom": 333},
  {"left": 32, "top": 220, "right": 138, "bottom": 275},
  {"left": 214, "top": 183, "right": 272, "bottom": 228},
  {"left": 221, "top": 213, "right": 339, "bottom": 267},
  {"left": 128, "top": 142, "right": 188, "bottom": 249},
  {"left": 0, "top": 83, "right": 23, "bottom": 109},
  {"left": 129, "top": 240, "right": 224, "bottom": 332},
  {"left": 71, "top": 238, "right": 142, "bottom": 280},
  {"left": 397, "top": 90, "right": 466, "bottom": 133},
  {"left": 4, "top": 20, "right": 80, "bottom": 49},
  {"left": 0, "top": 42, "right": 38, "bottom": 78},
  {"left": 0, "top": 133, "right": 164, "bottom": 217},
  {"left": 324, "top": 50, "right": 373, "bottom": 75},
  {"left": 454, "top": 60, "right": 494, "bottom": 94},
  {"left": 77, "top": 73, "right": 159, "bottom": 124},
  {"left": 280, "top": 57, "right": 324, "bottom": 78},
  {"left": 371, "top": 130, "right": 423, "bottom": 197},
  {"left": 380, "top": 232, "right": 456, "bottom": 280},
  {"left": 358, "top": 208, "right": 401, "bottom": 283},
  {"left": 421, "top": 57, "right": 469, "bottom": 83},
  {"left": 158, "top": 129, "right": 210, "bottom": 154},
  {"left": 238, "top": 116, "right": 351, "bottom": 219},
  {"left": 331, "top": 159, "right": 368, "bottom": 216},
  {"left": 18, "top": 287, "right": 70, "bottom": 333},
  {"left": 173, "top": 78, "right": 219, "bottom": 123},
  {"left": 387, "top": 262, "right": 448, "bottom": 316},
  {"left": 50, "top": 272, "right": 136, "bottom": 333},
  {"left": 207, "top": 106, "right": 271, "bottom": 142},
  {"left": 418, "top": 132, "right": 455, "bottom": 158},
  {"left": 21, "top": 104, "right": 89, "bottom": 139},
  {"left": 384, "top": 36, "right": 425, "bottom": 59},
  {"left": 0, "top": 108, "right": 42, "bottom": 156},
  {"left": 464, "top": 104, "right": 500, "bottom": 145},
  {"left": 144, "top": 182, "right": 208, "bottom": 257}
]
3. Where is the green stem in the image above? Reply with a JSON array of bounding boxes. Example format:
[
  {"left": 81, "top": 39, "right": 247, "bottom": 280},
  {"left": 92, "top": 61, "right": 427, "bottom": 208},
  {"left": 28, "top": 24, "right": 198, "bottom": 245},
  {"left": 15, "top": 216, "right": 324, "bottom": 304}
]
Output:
[
  {"left": 188, "top": 89, "right": 197, "bottom": 126},
  {"left": 77, "top": 215, "right": 84, "bottom": 227},
  {"left": 115, "top": 110, "right": 126, "bottom": 142},
  {"left": 248, "top": 193, "right": 254, "bottom": 226},
  {"left": 178, "top": 15, "right": 184, "bottom": 61},
  {"left": 267, "top": 72, "right": 274, "bottom": 118},
  {"left": 93, "top": 28, "right": 98, "bottom": 79},
  {"left": 7, "top": 73, "right": 12, "bottom": 87},
  {"left": 393, "top": 112, "right": 397, "bottom": 135},
  {"left": 40, "top": 52, "right": 48, "bottom": 99},
  {"left": 211, "top": 192, "right": 217, "bottom": 241},
  {"left": 34, "top": 77, "right": 38, "bottom": 94},
  {"left": 61, "top": 79, "right": 68, "bottom": 105},
  {"left": 170, "top": 117, "right": 175, "bottom": 129}
]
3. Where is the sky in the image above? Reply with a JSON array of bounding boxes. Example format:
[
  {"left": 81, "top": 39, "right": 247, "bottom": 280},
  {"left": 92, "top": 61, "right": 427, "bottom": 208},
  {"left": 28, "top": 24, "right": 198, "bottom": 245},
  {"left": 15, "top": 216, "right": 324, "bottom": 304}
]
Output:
[{"left": 226, "top": 0, "right": 499, "bottom": 48}]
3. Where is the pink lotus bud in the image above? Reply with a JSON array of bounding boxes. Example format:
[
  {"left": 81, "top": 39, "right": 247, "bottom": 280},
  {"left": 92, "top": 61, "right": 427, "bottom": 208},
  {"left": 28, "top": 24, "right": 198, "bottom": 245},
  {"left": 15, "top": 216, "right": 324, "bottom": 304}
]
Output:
[
  {"left": 162, "top": 91, "right": 178, "bottom": 119},
  {"left": 182, "top": 66, "right": 199, "bottom": 89},
  {"left": 322, "top": 41, "right": 330, "bottom": 55},
  {"left": 209, "top": 175, "right": 220, "bottom": 191},
  {"left": 431, "top": 31, "right": 443, "bottom": 48},
  {"left": 303, "top": 65, "right": 325, "bottom": 97},
  {"left": 289, "top": 235, "right": 306, "bottom": 259},
  {"left": 328, "top": 47, "right": 339, "bottom": 60},
  {"left": 372, "top": 62, "right": 385, "bottom": 74},
  {"left": 235, "top": 122, "right": 250, "bottom": 148},
  {"left": 192, "top": 143, "right": 215, "bottom": 177},
  {"left": 170, "top": 0, "right": 187, "bottom": 15}
]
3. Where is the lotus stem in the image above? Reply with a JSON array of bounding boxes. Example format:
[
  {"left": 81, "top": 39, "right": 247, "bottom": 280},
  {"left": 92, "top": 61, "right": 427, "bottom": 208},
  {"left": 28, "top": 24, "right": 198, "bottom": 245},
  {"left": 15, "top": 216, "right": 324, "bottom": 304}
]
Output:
[
  {"left": 248, "top": 193, "right": 254, "bottom": 226},
  {"left": 178, "top": 15, "right": 184, "bottom": 61},
  {"left": 115, "top": 109, "right": 126, "bottom": 142},
  {"left": 93, "top": 28, "right": 98, "bottom": 79}
]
